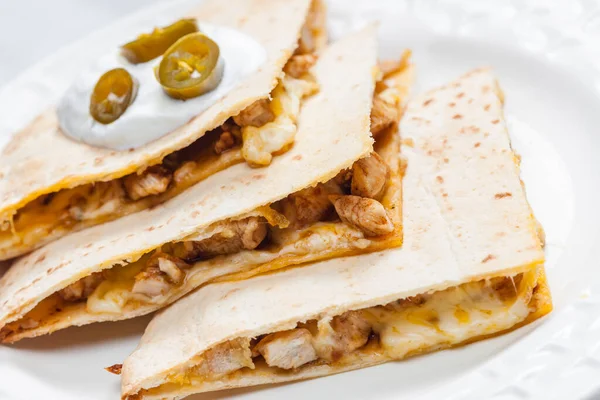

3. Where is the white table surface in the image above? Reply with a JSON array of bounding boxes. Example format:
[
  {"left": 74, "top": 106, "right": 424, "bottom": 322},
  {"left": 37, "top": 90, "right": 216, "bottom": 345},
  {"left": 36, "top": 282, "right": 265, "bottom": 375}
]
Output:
[{"left": 0, "top": 0, "right": 161, "bottom": 87}]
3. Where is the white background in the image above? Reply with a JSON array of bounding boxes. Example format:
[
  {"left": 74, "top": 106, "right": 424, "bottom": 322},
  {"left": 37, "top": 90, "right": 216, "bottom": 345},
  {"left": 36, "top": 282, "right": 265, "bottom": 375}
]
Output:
[{"left": 0, "top": 0, "right": 159, "bottom": 86}]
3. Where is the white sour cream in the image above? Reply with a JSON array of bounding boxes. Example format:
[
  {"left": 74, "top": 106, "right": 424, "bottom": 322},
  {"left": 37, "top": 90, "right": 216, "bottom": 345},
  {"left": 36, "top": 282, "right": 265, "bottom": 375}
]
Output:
[{"left": 57, "top": 23, "right": 267, "bottom": 150}]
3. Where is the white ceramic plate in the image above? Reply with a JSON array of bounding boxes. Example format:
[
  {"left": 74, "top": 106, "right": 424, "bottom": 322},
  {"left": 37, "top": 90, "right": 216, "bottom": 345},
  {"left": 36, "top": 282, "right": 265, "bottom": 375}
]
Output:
[{"left": 1, "top": 1, "right": 599, "bottom": 399}]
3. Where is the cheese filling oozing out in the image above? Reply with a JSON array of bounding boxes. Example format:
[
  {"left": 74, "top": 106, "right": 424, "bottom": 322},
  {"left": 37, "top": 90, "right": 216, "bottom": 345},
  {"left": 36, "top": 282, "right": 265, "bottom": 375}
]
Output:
[
  {"left": 0, "top": 42, "right": 411, "bottom": 341},
  {"left": 1, "top": 136, "right": 400, "bottom": 337},
  {"left": 138, "top": 271, "right": 540, "bottom": 398},
  {"left": 0, "top": 0, "right": 326, "bottom": 259},
  {"left": 0, "top": 118, "right": 403, "bottom": 340},
  {"left": 0, "top": 72, "right": 316, "bottom": 256}
]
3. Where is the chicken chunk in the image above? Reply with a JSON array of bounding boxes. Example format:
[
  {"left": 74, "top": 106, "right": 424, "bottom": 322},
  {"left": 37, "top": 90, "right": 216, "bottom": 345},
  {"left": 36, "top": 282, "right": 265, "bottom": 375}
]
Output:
[
  {"left": 68, "top": 181, "right": 125, "bottom": 222},
  {"left": 131, "top": 253, "right": 188, "bottom": 298},
  {"left": 0, "top": 317, "right": 39, "bottom": 341},
  {"left": 172, "top": 161, "right": 197, "bottom": 185},
  {"left": 351, "top": 152, "right": 390, "bottom": 200},
  {"left": 214, "top": 131, "right": 236, "bottom": 154},
  {"left": 157, "top": 259, "right": 184, "bottom": 284},
  {"left": 333, "top": 168, "right": 352, "bottom": 186},
  {"left": 182, "top": 217, "right": 267, "bottom": 260},
  {"left": 395, "top": 295, "right": 426, "bottom": 308},
  {"left": 313, "top": 311, "right": 371, "bottom": 362},
  {"left": 237, "top": 218, "right": 268, "bottom": 250},
  {"left": 220, "top": 120, "right": 242, "bottom": 139},
  {"left": 123, "top": 166, "right": 172, "bottom": 201},
  {"left": 279, "top": 181, "right": 342, "bottom": 228},
  {"left": 18, "top": 318, "right": 40, "bottom": 330},
  {"left": 331, "top": 195, "right": 394, "bottom": 236},
  {"left": 155, "top": 254, "right": 188, "bottom": 284},
  {"left": 233, "top": 99, "right": 275, "bottom": 127},
  {"left": 255, "top": 329, "right": 318, "bottom": 370},
  {"left": 284, "top": 54, "right": 318, "bottom": 78},
  {"left": 131, "top": 266, "right": 171, "bottom": 297},
  {"left": 370, "top": 94, "right": 399, "bottom": 138},
  {"left": 58, "top": 272, "right": 104, "bottom": 302},
  {"left": 195, "top": 338, "right": 254, "bottom": 378}
]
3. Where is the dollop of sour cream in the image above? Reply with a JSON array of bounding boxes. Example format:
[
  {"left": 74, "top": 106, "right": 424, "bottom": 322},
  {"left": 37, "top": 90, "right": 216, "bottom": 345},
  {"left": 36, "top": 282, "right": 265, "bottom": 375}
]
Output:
[{"left": 57, "top": 23, "right": 267, "bottom": 150}]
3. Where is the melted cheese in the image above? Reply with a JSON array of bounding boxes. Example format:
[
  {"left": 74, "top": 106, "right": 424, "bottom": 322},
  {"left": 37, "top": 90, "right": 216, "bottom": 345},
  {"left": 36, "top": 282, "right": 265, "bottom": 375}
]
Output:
[
  {"left": 44, "top": 135, "right": 402, "bottom": 318},
  {"left": 153, "top": 271, "right": 538, "bottom": 395},
  {"left": 0, "top": 72, "right": 317, "bottom": 259},
  {"left": 84, "top": 221, "right": 371, "bottom": 315},
  {"left": 86, "top": 259, "right": 149, "bottom": 314},
  {"left": 70, "top": 119, "right": 403, "bottom": 318},
  {"left": 363, "top": 273, "right": 535, "bottom": 359},
  {"left": 0, "top": 142, "right": 241, "bottom": 258},
  {"left": 87, "top": 281, "right": 132, "bottom": 314},
  {"left": 242, "top": 75, "right": 318, "bottom": 165},
  {"left": 84, "top": 206, "right": 289, "bottom": 314}
]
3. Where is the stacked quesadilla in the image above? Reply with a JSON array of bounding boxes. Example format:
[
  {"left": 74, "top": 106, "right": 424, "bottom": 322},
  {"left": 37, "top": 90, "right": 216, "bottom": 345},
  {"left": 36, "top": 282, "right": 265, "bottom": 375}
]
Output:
[
  {"left": 0, "top": 1, "right": 551, "bottom": 398},
  {"left": 0, "top": 26, "right": 411, "bottom": 342},
  {"left": 0, "top": 0, "right": 326, "bottom": 260},
  {"left": 119, "top": 68, "right": 551, "bottom": 399}
]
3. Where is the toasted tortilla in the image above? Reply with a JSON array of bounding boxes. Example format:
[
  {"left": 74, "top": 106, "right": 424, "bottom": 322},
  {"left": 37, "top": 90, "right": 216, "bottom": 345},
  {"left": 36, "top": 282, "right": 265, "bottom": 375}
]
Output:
[
  {"left": 0, "top": 0, "right": 324, "bottom": 260},
  {"left": 0, "top": 26, "right": 406, "bottom": 342},
  {"left": 120, "top": 68, "right": 551, "bottom": 399}
]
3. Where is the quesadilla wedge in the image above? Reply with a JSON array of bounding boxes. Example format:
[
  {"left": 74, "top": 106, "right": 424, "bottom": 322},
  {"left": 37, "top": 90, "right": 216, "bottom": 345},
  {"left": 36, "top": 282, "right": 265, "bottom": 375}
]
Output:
[
  {"left": 118, "top": 68, "right": 551, "bottom": 400},
  {"left": 0, "top": 0, "right": 328, "bottom": 260},
  {"left": 0, "top": 27, "right": 412, "bottom": 343}
]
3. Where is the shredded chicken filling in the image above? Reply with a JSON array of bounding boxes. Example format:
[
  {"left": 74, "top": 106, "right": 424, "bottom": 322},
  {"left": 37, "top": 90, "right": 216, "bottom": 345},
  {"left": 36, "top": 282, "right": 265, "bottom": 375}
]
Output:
[
  {"left": 151, "top": 271, "right": 538, "bottom": 394},
  {"left": 0, "top": 48, "right": 410, "bottom": 339},
  {"left": 1, "top": 128, "right": 401, "bottom": 337},
  {"left": 83, "top": 215, "right": 272, "bottom": 315},
  {"left": 1, "top": 19, "right": 404, "bottom": 257},
  {"left": 6, "top": 140, "right": 396, "bottom": 322},
  {"left": 0, "top": 32, "right": 322, "bottom": 256}
]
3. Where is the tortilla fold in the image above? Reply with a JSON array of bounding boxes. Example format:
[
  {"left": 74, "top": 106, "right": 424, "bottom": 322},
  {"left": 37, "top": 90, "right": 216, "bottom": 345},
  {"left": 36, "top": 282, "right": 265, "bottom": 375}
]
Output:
[
  {"left": 0, "top": 0, "right": 326, "bottom": 260},
  {"left": 0, "top": 26, "right": 408, "bottom": 343},
  {"left": 119, "top": 68, "right": 551, "bottom": 399}
]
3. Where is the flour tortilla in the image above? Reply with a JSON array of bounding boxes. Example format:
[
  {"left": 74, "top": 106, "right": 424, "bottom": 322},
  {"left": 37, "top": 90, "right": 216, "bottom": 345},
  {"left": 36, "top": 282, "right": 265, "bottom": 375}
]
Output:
[
  {"left": 0, "top": 0, "right": 322, "bottom": 260},
  {"left": 0, "top": 26, "right": 384, "bottom": 341},
  {"left": 121, "top": 68, "right": 551, "bottom": 399}
]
